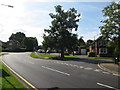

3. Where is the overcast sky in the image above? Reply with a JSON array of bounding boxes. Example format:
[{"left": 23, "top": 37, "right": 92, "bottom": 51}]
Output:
[{"left": 0, "top": 0, "right": 118, "bottom": 45}]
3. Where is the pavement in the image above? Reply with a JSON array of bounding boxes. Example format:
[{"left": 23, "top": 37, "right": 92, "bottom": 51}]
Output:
[{"left": 99, "top": 63, "right": 120, "bottom": 75}]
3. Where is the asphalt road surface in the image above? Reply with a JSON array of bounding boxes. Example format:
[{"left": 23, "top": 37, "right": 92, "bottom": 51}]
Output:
[{"left": 1, "top": 52, "right": 119, "bottom": 89}]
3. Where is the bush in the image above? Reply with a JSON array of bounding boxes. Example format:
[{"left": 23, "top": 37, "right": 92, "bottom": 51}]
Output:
[
  {"left": 2, "top": 48, "right": 30, "bottom": 52},
  {"left": 87, "top": 52, "right": 96, "bottom": 57},
  {"left": 64, "top": 51, "right": 69, "bottom": 55}
]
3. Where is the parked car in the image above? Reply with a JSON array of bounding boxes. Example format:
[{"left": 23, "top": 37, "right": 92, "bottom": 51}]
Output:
[
  {"left": 74, "top": 51, "right": 80, "bottom": 55},
  {"left": 46, "top": 50, "right": 56, "bottom": 53},
  {"left": 37, "top": 49, "right": 44, "bottom": 53}
]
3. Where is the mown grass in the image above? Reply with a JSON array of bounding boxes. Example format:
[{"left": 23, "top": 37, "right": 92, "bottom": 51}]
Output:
[
  {"left": 0, "top": 53, "right": 8, "bottom": 56},
  {"left": 0, "top": 61, "right": 27, "bottom": 89},
  {"left": 38, "top": 53, "right": 58, "bottom": 58},
  {"left": 88, "top": 57, "right": 112, "bottom": 59},
  {"left": 30, "top": 52, "right": 38, "bottom": 58},
  {"left": 38, "top": 53, "right": 80, "bottom": 60}
]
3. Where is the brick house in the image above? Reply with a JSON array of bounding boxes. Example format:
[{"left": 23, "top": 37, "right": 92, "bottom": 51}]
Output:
[{"left": 89, "top": 37, "right": 112, "bottom": 57}]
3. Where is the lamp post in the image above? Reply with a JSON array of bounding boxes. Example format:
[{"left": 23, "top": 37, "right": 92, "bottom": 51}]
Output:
[
  {"left": 1, "top": 4, "right": 14, "bottom": 8},
  {"left": 94, "top": 34, "right": 99, "bottom": 56}
]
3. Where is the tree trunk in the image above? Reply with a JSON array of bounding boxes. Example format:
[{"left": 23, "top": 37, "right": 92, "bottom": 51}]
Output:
[
  {"left": 61, "top": 48, "right": 64, "bottom": 58},
  {"left": 72, "top": 51, "right": 74, "bottom": 56}
]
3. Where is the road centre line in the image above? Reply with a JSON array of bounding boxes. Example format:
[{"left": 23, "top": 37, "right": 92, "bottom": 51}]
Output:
[
  {"left": 73, "top": 65, "right": 78, "bottom": 67},
  {"left": 79, "top": 66, "right": 84, "bottom": 68},
  {"left": 42, "top": 66, "right": 70, "bottom": 76},
  {"left": 84, "top": 68, "right": 92, "bottom": 70},
  {"left": 102, "top": 72, "right": 110, "bottom": 74},
  {"left": 112, "top": 74, "right": 120, "bottom": 76},
  {"left": 97, "top": 82, "right": 118, "bottom": 90},
  {"left": 94, "top": 69, "right": 101, "bottom": 72}
]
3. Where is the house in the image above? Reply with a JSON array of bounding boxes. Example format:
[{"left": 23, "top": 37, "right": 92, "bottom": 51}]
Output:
[
  {"left": 89, "top": 37, "right": 112, "bottom": 57},
  {"left": 7, "top": 40, "right": 20, "bottom": 50}
]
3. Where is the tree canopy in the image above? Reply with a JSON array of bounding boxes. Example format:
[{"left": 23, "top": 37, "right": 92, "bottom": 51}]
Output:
[
  {"left": 9, "top": 32, "right": 38, "bottom": 51},
  {"left": 43, "top": 5, "right": 80, "bottom": 58},
  {"left": 9, "top": 32, "right": 26, "bottom": 47},
  {"left": 23, "top": 37, "right": 38, "bottom": 51},
  {"left": 100, "top": 2, "right": 120, "bottom": 63}
]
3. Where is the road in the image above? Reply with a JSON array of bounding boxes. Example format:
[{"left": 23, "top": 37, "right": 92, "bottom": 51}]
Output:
[{"left": 1, "top": 52, "right": 119, "bottom": 89}]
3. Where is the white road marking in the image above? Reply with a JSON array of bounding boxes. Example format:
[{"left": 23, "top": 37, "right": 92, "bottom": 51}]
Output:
[
  {"left": 42, "top": 66, "right": 70, "bottom": 76},
  {"left": 65, "top": 63, "right": 69, "bottom": 65},
  {"left": 94, "top": 69, "right": 101, "bottom": 72},
  {"left": 79, "top": 66, "right": 84, "bottom": 68},
  {"left": 84, "top": 68, "right": 92, "bottom": 70},
  {"left": 97, "top": 82, "right": 118, "bottom": 89},
  {"left": 73, "top": 65, "right": 78, "bottom": 67},
  {"left": 112, "top": 74, "right": 120, "bottom": 76},
  {"left": 102, "top": 72, "right": 110, "bottom": 74}
]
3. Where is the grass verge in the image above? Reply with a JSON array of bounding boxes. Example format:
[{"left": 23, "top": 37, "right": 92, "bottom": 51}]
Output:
[
  {"left": 0, "top": 53, "right": 8, "bottom": 56},
  {"left": 0, "top": 61, "right": 27, "bottom": 89},
  {"left": 38, "top": 53, "right": 80, "bottom": 60},
  {"left": 30, "top": 52, "right": 38, "bottom": 58},
  {"left": 88, "top": 57, "right": 112, "bottom": 59}
]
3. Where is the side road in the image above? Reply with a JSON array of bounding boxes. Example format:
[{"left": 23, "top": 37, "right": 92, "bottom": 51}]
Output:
[
  {"left": 99, "top": 63, "right": 120, "bottom": 75},
  {"left": 35, "top": 52, "right": 120, "bottom": 75}
]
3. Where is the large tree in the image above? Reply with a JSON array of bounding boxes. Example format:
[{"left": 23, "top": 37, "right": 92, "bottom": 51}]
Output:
[
  {"left": 100, "top": 2, "right": 120, "bottom": 63},
  {"left": 23, "top": 37, "right": 38, "bottom": 51},
  {"left": 42, "top": 34, "right": 56, "bottom": 52},
  {"left": 9, "top": 32, "right": 26, "bottom": 48},
  {"left": 44, "top": 5, "right": 80, "bottom": 58}
]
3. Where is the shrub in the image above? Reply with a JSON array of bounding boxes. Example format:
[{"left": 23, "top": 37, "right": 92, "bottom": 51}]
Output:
[{"left": 87, "top": 52, "right": 96, "bottom": 57}]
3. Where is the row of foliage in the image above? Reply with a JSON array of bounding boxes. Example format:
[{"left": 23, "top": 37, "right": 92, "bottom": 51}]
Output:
[
  {"left": 100, "top": 2, "right": 120, "bottom": 63},
  {"left": 2, "top": 32, "right": 38, "bottom": 51}
]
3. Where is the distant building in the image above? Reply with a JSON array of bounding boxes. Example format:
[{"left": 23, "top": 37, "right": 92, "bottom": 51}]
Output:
[
  {"left": 89, "top": 37, "right": 113, "bottom": 57},
  {"left": 7, "top": 40, "right": 20, "bottom": 50}
]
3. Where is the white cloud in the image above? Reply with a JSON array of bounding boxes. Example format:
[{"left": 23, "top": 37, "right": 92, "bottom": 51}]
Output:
[
  {"left": 0, "top": 0, "right": 111, "bottom": 45},
  {"left": 78, "top": 29, "right": 100, "bottom": 42},
  {"left": 0, "top": 0, "right": 51, "bottom": 45},
  {"left": 36, "top": 0, "right": 114, "bottom": 2}
]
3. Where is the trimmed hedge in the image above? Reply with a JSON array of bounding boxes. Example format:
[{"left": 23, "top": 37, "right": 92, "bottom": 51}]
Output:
[{"left": 2, "top": 48, "right": 33, "bottom": 52}]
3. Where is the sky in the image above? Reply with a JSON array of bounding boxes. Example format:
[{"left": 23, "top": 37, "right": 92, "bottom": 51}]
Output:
[{"left": 0, "top": 0, "right": 118, "bottom": 45}]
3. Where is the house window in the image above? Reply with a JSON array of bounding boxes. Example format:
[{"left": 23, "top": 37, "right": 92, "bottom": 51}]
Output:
[
  {"left": 103, "top": 42, "right": 106, "bottom": 46},
  {"left": 99, "top": 48, "right": 107, "bottom": 54},
  {"left": 98, "top": 41, "right": 102, "bottom": 46}
]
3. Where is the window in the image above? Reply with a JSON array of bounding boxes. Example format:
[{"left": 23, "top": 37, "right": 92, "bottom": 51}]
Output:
[
  {"left": 98, "top": 41, "right": 102, "bottom": 46},
  {"left": 99, "top": 48, "right": 107, "bottom": 54},
  {"left": 103, "top": 42, "right": 106, "bottom": 46}
]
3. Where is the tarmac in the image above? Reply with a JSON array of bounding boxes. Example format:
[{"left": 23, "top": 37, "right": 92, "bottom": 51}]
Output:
[{"left": 35, "top": 52, "right": 120, "bottom": 75}]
